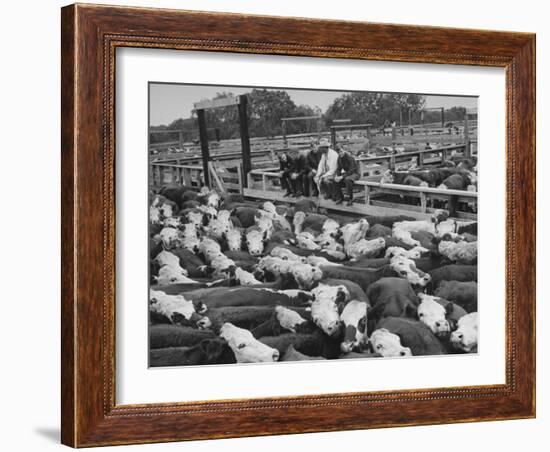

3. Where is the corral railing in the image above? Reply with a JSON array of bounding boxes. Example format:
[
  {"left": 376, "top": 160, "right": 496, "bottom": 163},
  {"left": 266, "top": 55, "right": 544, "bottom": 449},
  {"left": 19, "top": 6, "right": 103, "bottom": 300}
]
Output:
[
  {"left": 246, "top": 169, "right": 477, "bottom": 220},
  {"left": 149, "top": 161, "right": 244, "bottom": 194},
  {"left": 150, "top": 162, "right": 204, "bottom": 189},
  {"left": 357, "top": 143, "right": 472, "bottom": 177}
]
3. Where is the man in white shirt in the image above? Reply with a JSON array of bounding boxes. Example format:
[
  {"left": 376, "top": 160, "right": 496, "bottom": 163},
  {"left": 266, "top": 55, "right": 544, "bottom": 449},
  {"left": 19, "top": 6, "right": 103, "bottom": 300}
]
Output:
[{"left": 314, "top": 138, "right": 339, "bottom": 200}]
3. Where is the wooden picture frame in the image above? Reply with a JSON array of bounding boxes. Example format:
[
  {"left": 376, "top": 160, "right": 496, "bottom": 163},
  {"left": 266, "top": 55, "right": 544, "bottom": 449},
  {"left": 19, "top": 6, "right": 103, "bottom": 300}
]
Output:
[{"left": 61, "top": 3, "right": 536, "bottom": 447}]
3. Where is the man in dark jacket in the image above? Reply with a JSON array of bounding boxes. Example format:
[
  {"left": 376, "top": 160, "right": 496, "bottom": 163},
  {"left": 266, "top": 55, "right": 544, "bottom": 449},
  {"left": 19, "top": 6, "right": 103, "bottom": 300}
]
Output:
[
  {"left": 332, "top": 147, "right": 360, "bottom": 206},
  {"left": 302, "top": 144, "right": 322, "bottom": 197},
  {"left": 279, "top": 152, "right": 302, "bottom": 197}
]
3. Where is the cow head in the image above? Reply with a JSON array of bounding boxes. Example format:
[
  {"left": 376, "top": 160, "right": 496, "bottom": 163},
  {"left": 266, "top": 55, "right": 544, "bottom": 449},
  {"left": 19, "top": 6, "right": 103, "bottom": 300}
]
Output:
[
  {"left": 225, "top": 228, "right": 243, "bottom": 252},
  {"left": 341, "top": 220, "right": 369, "bottom": 248},
  {"left": 322, "top": 219, "right": 341, "bottom": 238},
  {"left": 270, "top": 246, "right": 304, "bottom": 262},
  {"left": 199, "top": 238, "right": 222, "bottom": 263},
  {"left": 380, "top": 169, "right": 395, "bottom": 184},
  {"left": 220, "top": 323, "right": 280, "bottom": 363},
  {"left": 181, "top": 236, "right": 200, "bottom": 254},
  {"left": 155, "top": 265, "right": 193, "bottom": 285},
  {"left": 163, "top": 216, "right": 182, "bottom": 229},
  {"left": 274, "top": 306, "right": 306, "bottom": 333},
  {"left": 159, "top": 227, "right": 182, "bottom": 250},
  {"left": 292, "top": 263, "right": 323, "bottom": 290},
  {"left": 431, "top": 209, "right": 450, "bottom": 226},
  {"left": 206, "top": 191, "right": 220, "bottom": 208},
  {"left": 149, "top": 205, "right": 162, "bottom": 224},
  {"left": 159, "top": 202, "right": 176, "bottom": 219},
  {"left": 149, "top": 290, "right": 197, "bottom": 325},
  {"left": 310, "top": 284, "right": 349, "bottom": 336},
  {"left": 297, "top": 232, "right": 321, "bottom": 251},
  {"left": 246, "top": 228, "right": 266, "bottom": 256},
  {"left": 185, "top": 209, "right": 204, "bottom": 227},
  {"left": 154, "top": 250, "right": 181, "bottom": 269},
  {"left": 389, "top": 256, "right": 431, "bottom": 287},
  {"left": 340, "top": 300, "right": 369, "bottom": 354},
  {"left": 207, "top": 218, "right": 231, "bottom": 239},
  {"left": 450, "top": 312, "right": 478, "bottom": 352},
  {"left": 261, "top": 201, "right": 277, "bottom": 215},
  {"left": 417, "top": 294, "right": 451, "bottom": 337},
  {"left": 293, "top": 211, "right": 306, "bottom": 234},
  {"left": 369, "top": 329, "right": 412, "bottom": 357}
]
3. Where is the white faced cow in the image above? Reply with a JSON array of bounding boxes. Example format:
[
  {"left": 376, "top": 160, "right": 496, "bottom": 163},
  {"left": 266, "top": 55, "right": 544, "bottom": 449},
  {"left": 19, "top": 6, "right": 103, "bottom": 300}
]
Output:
[
  {"left": 340, "top": 300, "right": 369, "bottom": 353},
  {"left": 417, "top": 293, "right": 451, "bottom": 336},
  {"left": 220, "top": 323, "right": 280, "bottom": 363},
  {"left": 149, "top": 290, "right": 210, "bottom": 329},
  {"left": 369, "top": 328, "right": 412, "bottom": 357},
  {"left": 389, "top": 256, "right": 431, "bottom": 287},
  {"left": 310, "top": 284, "right": 348, "bottom": 336},
  {"left": 450, "top": 312, "right": 478, "bottom": 352}
]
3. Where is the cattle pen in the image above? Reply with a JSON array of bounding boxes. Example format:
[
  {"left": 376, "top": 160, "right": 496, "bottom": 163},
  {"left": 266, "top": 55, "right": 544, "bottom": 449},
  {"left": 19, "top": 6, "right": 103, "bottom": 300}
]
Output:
[
  {"left": 150, "top": 140, "right": 477, "bottom": 221},
  {"left": 149, "top": 95, "right": 478, "bottom": 221}
]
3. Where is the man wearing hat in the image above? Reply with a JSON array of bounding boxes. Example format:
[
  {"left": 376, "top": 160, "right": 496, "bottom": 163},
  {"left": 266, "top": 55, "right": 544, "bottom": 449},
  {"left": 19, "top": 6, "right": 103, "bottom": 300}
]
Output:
[
  {"left": 314, "top": 138, "right": 339, "bottom": 200},
  {"left": 302, "top": 142, "right": 322, "bottom": 197},
  {"left": 333, "top": 146, "right": 360, "bottom": 206}
]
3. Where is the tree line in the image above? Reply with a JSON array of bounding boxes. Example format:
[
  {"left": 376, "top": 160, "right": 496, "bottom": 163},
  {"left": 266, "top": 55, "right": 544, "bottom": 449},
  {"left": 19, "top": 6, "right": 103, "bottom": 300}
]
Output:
[{"left": 150, "top": 89, "right": 469, "bottom": 144}]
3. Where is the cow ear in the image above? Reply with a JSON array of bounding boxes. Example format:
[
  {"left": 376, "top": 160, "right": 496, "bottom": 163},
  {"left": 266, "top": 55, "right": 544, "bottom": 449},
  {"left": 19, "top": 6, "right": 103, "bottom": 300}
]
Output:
[
  {"left": 445, "top": 302, "right": 455, "bottom": 316},
  {"left": 358, "top": 316, "right": 368, "bottom": 334},
  {"left": 404, "top": 304, "right": 418, "bottom": 319}
]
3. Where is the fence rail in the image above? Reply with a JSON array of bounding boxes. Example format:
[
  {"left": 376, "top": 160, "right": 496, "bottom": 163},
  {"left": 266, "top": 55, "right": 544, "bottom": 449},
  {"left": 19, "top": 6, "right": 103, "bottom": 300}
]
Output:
[{"left": 246, "top": 168, "right": 477, "bottom": 220}]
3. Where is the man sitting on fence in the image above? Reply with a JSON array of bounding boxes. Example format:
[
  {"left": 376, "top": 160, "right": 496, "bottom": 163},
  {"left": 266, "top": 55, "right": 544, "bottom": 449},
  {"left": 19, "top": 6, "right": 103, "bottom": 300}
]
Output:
[
  {"left": 314, "top": 138, "right": 339, "bottom": 201},
  {"left": 332, "top": 146, "right": 360, "bottom": 206},
  {"left": 302, "top": 143, "right": 322, "bottom": 197},
  {"left": 279, "top": 152, "right": 302, "bottom": 197}
]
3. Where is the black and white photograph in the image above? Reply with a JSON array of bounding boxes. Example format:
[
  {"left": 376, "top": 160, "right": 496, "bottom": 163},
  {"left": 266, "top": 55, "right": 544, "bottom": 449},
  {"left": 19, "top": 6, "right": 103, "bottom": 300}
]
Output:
[{"left": 148, "top": 83, "right": 479, "bottom": 367}]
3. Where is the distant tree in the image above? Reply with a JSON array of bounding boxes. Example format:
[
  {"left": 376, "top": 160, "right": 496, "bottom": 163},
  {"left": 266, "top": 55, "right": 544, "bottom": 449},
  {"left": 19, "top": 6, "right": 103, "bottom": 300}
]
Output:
[
  {"left": 247, "top": 89, "right": 297, "bottom": 138},
  {"left": 324, "top": 92, "right": 425, "bottom": 127}
]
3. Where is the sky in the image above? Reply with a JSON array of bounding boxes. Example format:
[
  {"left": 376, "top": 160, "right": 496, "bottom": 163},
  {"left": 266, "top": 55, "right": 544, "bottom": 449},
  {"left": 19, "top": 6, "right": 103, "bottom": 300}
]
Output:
[{"left": 149, "top": 82, "right": 478, "bottom": 127}]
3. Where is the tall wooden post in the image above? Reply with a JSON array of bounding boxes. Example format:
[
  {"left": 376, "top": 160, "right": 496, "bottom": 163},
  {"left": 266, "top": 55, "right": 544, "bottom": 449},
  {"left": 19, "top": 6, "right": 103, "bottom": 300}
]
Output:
[
  {"left": 178, "top": 131, "right": 183, "bottom": 150},
  {"left": 441, "top": 107, "right": 445, "bottom": 128},
  {"left": 330, "top": 127, "right": 337, "bottom": 149},
  {"left": 196, "top": 108, "right": 210, "bottom": 187},
  {"left": 282, "top": 120, "right": 287, "bottom": 148},
  {"left": 464, "top": 114, "right": 471, "bottom": 158},
  {"left": 238, "top": 95, "right": 252, "bottom": 187}
]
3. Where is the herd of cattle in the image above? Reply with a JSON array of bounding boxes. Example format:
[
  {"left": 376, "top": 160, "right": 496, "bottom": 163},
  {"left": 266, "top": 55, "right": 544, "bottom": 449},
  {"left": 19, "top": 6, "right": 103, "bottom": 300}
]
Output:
[{"left": 149, "top": 184, "right": 478, "bottom": 366}]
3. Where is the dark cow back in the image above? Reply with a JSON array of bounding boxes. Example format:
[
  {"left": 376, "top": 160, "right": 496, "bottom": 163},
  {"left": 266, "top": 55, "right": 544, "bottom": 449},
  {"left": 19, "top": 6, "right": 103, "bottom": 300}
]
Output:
[
  {"left": 435, "top": 280, "right": 478, "bottom": 313},
  {"left": 429, "top": 265, "right": 478, "bottom": 290},
  {"left": 376, "top": 317, "right": 446, "bottom": 355}
]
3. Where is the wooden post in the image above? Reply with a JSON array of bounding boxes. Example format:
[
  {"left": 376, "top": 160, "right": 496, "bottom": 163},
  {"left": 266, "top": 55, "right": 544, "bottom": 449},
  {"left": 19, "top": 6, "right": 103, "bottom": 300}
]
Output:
[
  {"left": 197, "top": 108, "right": 211, "bottom": 187},
  {"left": 282, "top": 120, "right": 287, "bottom": 148},
  {"left": 364, "top": 185, "right": 370, "bottom": 205},
  {"left": 464, "top": 115, "right": 471, "bottom": 158},
  {"left": 330, "top": 127, "right": 337, "bottom": 149},
  {"left": 238, "top": 95, "right": 252, "bottom": 188},
  {"left": 178, "top": 131, "right": 183, "bottom": 150},
  {"left": 237, "top": 163, "right": 243, "bottom": 194},
  {"left": 420, "top": 192, "right": 427, "bottom": 213}
]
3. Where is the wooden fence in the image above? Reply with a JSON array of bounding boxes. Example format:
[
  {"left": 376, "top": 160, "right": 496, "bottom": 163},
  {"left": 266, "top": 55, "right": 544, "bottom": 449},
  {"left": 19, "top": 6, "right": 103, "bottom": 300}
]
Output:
[{"left": 246, "top": 169, "right": 477, "bottom": 220}]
